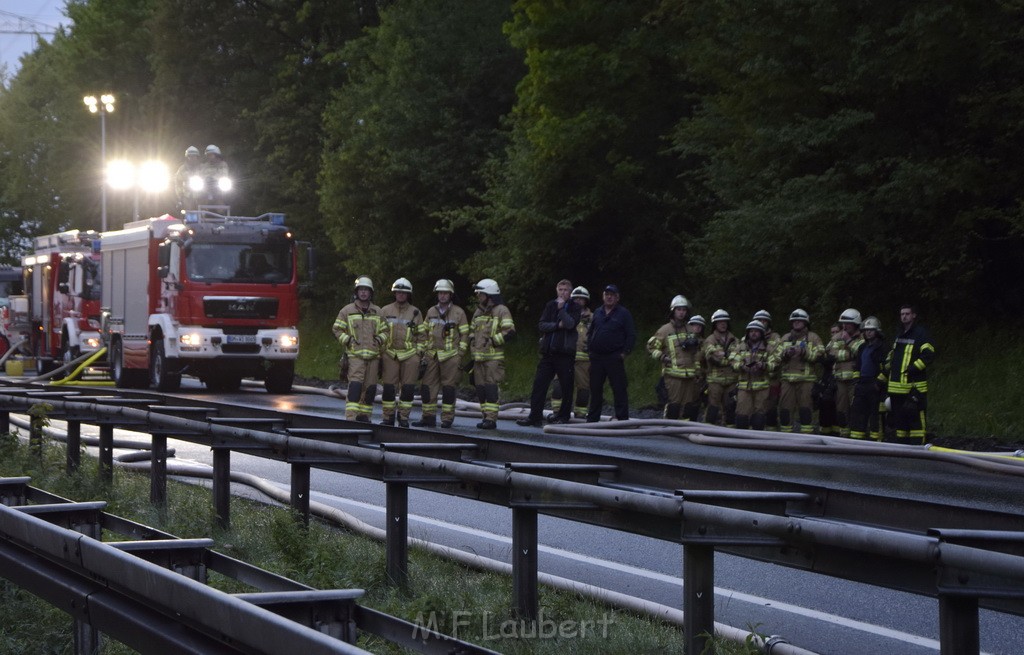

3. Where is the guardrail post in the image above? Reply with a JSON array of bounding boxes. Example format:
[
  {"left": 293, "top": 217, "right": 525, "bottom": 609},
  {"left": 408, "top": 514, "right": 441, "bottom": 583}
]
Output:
[
  {"left": 0, "top": 408, "right": 9, "bottom": 434},
  {"left": 385, "top": 481, "right": 408, "bottom": 587},
  {"left": 150, "top": 434, "right": 167, "bottom": 508},
  {"left": 939, "top": 594, "right": 979, "bottom": 655},
  {"left": 212, "top": 447, "right": 231, "bottom": 529},
  {"left": 98, "top": 424, "right": 114, "bottom": 483},
  {"left": 66, "top": 420, "right": 81, "bottom": 473},
  {"left": 512, "top": 507, "right": 539, "bottom": 621},
  {"left": 74, "top": 619, "right": 101, "bottom": 655},
  {"left": 684, "top": 544, "right": 715, "bottom": 655},
  {"left": 290, "top": 463, "right": 310, "bottom": 527}
]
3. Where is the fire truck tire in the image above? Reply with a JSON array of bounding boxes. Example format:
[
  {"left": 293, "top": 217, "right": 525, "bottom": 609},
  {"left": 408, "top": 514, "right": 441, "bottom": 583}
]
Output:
[
  {"left": 264, "top": 361, "right": 294, "bottom": 394},
  {"left": 61, "top": 335, "right": 80, "bottom": 364},
  {"left": 151, "top": 340, "right": 181, "bottom": 392},
  {"left": 111, "top": 339, "right": 148, "bottom": 389}
]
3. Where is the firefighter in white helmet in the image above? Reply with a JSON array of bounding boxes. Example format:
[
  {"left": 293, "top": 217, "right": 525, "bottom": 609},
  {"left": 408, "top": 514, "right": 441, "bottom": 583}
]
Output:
[
  {"left": 646, "top": 295, "right": 702, "bottom": 420},
  {"left": 202, "top": 144, "right": 229, "bottom": 179},
  {"left": 550, "top": 286, "right": 594, "bottom": 419},
  {"left": 174, "top": 146, "right": 203, "bottom": 208},
  {"left": 731, "top": 320, "right": 773, "bottom": 430},
  {"left": 825, "top": 308, "right": 865, "bottom": 437},
  {"left": 701, "top": 309, "right": 738, "bottom": 426},
  {"left": 752, "top": 309, "right": 783, "bottom": 429},
  {"left": 332, "top": 276, "right": 387, "bottom": 422},
  {"left": 768, "top": 309, "right": 823, "bottom": 433},
  {"left": 850, "top": 316, "right": 886, "bottom": 440},
  {"left": 379, "top": 277, "right": 424, "bottom": 427},
  {"left": 469, "top": 278, "right": 516, "bottom": 429},
  {"left": 414, "top": 279, "right": 469, "bottom": 428}
]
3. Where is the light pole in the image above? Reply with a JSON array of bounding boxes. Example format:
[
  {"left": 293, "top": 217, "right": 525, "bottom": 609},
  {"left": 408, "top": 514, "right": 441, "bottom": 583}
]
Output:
[{"left": 83, "top": 93, "right": 115, "bottom": 231}]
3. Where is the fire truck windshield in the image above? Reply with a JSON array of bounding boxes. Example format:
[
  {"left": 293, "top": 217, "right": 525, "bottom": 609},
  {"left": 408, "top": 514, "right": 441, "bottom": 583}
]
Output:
[{"left": 186, "top": 243, "right": 292, "bottom": 283}]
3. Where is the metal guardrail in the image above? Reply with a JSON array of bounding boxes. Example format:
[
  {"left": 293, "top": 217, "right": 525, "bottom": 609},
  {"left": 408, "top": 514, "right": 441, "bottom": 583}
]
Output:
[
  {"left": 0, "top": 477, "right": 497, "bottom": 655},
  {"left": 1, "top": 386, "right": 1023, "bottom": 655}
]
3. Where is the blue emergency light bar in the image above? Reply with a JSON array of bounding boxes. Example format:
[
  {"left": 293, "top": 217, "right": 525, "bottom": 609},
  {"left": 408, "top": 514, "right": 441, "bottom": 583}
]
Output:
[
  {"left": 184, "top": 211, "right": 201, "bottom": 224},
  {"left": 268, "top": 213, "right": 286, "bottom": 225}
]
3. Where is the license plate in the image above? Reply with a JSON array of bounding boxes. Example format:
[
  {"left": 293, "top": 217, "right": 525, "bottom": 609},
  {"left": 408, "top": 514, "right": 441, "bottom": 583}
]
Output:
[{"left": 226, "top": 334, "right": 257, "bottom": 344}]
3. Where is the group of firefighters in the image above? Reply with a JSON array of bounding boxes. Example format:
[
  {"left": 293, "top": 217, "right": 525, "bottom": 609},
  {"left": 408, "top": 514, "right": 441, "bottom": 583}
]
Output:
[
  {"left": 645, "top": 297, "right": 935, "bottom": 444},
  {"left": 332, "top": 275, "right": 935, "bottom": 444}
]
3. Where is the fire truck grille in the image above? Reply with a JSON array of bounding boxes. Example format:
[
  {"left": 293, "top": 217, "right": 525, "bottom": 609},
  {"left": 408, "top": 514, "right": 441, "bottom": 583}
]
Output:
[
  {"left": 221, "top": 344, "right": 262, "bottom": 354},
  {"left": 204, "top": 297, "right": 279, "bottom": 319}
]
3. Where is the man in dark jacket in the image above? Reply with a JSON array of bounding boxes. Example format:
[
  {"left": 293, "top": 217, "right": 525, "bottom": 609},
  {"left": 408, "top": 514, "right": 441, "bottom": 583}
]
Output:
[
  {"left": 518, "top": 279, "right": 581, "bottom": 426},
  {"left": 586, "top": 284, "right": 637, "bottom": 422},
  {"left": 884, "top": 304, "right": 935, "bottom": 444}
]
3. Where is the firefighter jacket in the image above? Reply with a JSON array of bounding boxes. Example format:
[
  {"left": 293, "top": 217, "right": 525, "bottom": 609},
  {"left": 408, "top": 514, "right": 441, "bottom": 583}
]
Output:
[
  {"left": 769, "top": 328, "right": 823, "bottom": 382},
  {"left": 826, "top": 331, "right": 865, "bottom": 381},
  {"left": 576, "top": 309, "right": 592, "bottom": 362},
  {"left": 424, "top": 303, "right": 469, "bottom": 362},
  {"left": 731, "top": 338, "right": 772, "bottom": 391},
  {"left": 381, "top": 302, "right": 424, "bottom": 361},
  {"left": 647, "top": 321, "right": 702, "bottom": 379},
  {"left": 470, "top": 302, "right": 516, "bottom": 362},
  {"left": 885, "top": 323, "right": 935, "bottom": 394},
  {"left": 702, "top": 330, "right": 738, "bottom": 384},
  {"left": 332, "top": 302, "right": 386, "bottom": 360}
]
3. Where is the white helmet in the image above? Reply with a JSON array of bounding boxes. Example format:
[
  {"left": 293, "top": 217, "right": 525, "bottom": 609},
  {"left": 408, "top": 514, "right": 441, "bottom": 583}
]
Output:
[
  {"left": 434, "top": 279, "right": 454, "bottom": 293},
  {"left": 753, "top": 309, "right": 772, "bottom": 323},
  {"left": 711, "top": 309, "right": 730, "bottom": 324},
  {"left": 205, "top": 144, "right": 222, "bottom": 156},
  {"left": 475, "top": 278, "right": 500, "bottom": 295},
  {"left": 670, "top": 295, "right": 690, "bottom": 311},
  {"left": 746, "top": 320, "right": 766, "bottom": 334},
  {"left": 391, "top": 277, "right": 413, "bottom": 293},
  {"left": 789, "top": 308, "right": 810, "bottom": 324},
  {"left": 571, "top": 286, "right": 590, "bottom": 300},
  {"left": 862, "top": 316, "right": 882, "bottom": 331},
  {"left": 838, "top": 308, "right": 862, "bottom": 326},
  {"left": 185, "top": 146, "right": 200, "bottom": 157},
  {"left": 688, "top": 315, "right": 706, "bottom": 328},
  {"left": 353, "top": 275, "right": 373, "bottom": 292}
]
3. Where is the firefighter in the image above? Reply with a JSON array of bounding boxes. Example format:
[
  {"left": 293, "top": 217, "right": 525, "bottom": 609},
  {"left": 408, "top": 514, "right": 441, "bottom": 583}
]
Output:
[
  {"left": 826, "top": 309, "right": 865, "bottom": 437},
  {"left": 379, "top": 278, "right": 424, "bottom": 427},
  {"left": 702, "top": 309, "right": 738, "bottom": 426},
  {"left": 646, "top": 295, "right": 702, "bottom": 421},
  {"left": 174, "top": 146, "right": 202, "bottom": 207},
  {"left": 850, "top": 316, "right": 886, "bottom": 440},
  {"left": 332, "top": 276, "right": 386, "bottom": 422},
  {"left": 817, "top": 322, "right": 842, "bottom": 436},
  {"left": 415, "top": 279, "right": 469, "bottom": 428},
  {"left": 769, "top": 309, "right": 823, "bottom": 433},
  {"left": 552, "top": 286, "right": 593, "bottom": 419},
  {"left": 884, "top": 304, "right": 935, "bottom": 444},
  {"left": 469, "top": 278, "right": 516, "bottom": 429},
  {"left": 732, "top": 320, "right": 773, "bottom": 430},
  {"left": 753, "top": 310, "right": 783, "bottom": 430},
  {"left": 202, "top": 144, "right": 229, "bottom": 179}
]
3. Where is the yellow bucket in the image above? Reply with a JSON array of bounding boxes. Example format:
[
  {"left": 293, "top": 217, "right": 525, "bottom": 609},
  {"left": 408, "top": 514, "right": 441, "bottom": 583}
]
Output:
[{"left": 5, "top": 359, "right": 24, "bottom": 376}]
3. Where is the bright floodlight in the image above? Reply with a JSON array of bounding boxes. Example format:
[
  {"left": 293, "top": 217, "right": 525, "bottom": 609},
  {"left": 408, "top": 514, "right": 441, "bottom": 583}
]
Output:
[
  {"left": 138, "top": 160, "right": 169, "bottom": 193},
  {"left": 217, "top": 177, "right": 233, "bottom": 192},
  {"left": 106, "top": 160, "right": 135, "bottom": 190},
  {"left": 100, "top": 94, "right": 115, "bottom": 112},
  {"left": 83, "top": 95, "right": 98, "bottom": 113},
  {"left": 188, "top": 175, "right": 205, "bottom": 192},
  {"left": 83, "top": 94, "right": 115, "bottom": 113}
]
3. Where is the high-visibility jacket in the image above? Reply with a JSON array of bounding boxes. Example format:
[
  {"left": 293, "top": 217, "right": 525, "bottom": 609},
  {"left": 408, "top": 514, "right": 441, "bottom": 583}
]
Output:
[
  {"left": 647, "top": 321, "right": 702, "bottom": 379},
  {"left": 381, "top": 302, "right": 424, "bottom": 361},
  {"left": 576, "top": 309, "right": 592, "bottom": 362},
  {"left": 769, "top": 329, "right": 823, "bottom": 382},
  {"left": 424, "top": 303, "right": 469, "bottom": 362},
  {"left": 731, "top": 339, "right": 772, "bottom": 390},
  {"left": 702, "top": 330, "right": 738, "bottom": 384},
  {"left": 470, "top": 302, "right": 515, "bottom": 362},
  {"left": 826, "top": 331, "right": 865, "bottom": 380},
  {"left": 885, "top": 324, "right": 935, "bottom": 394},
  {"left": 332, "top": 302, "right": 386, "bottom": 360}
]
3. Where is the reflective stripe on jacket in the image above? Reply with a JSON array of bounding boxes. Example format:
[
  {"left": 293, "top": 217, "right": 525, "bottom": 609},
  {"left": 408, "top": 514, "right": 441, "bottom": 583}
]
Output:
[
  {"left": 647, "top": 322, "right": 701, "bottom": 378},
  {"left": 827, "top": 331, "right": 864, "bottom": 380},
  {"left": 424, "top": 303, "right": 469, "bottom": 362},
  {"left": 381, "top": 302, "right": 424, "bottom": 361},
  {"left": 731, "top": 339, "right": 772, "bottom": 390},
  {"left": 332, "top": 302, "right": 386, "bottom": 360},
  {"left": 702, "top": 331, "right": 738, "bottom": 384},
  {"left": 769, "top": 329, "right": 823, "bottom": 382},
  {"left": 885, "top": 324, "right": 935, "bottom": 394},
  {"left": 470, "top": 303, "right": 515, "bottom": 361}
]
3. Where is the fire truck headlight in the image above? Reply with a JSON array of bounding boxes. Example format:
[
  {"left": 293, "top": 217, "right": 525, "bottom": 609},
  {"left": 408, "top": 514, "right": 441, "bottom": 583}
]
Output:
[
  {"left": 84, "top": 337, "right": 101, "bottom": 349},
  {"left": 180, "top": 333, "right": 203, "bottom": 348},
  {"left": 217, "top": 177, "right": 233, "bottom": 192},
  {"left": 279, "top": 334, "right": 298, "bottom": 349}
]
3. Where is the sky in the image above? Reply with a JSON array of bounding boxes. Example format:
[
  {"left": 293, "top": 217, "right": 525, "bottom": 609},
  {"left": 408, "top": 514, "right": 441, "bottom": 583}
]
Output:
[{"left": 0, "top": 0, "right": 68, "bottom": 78}]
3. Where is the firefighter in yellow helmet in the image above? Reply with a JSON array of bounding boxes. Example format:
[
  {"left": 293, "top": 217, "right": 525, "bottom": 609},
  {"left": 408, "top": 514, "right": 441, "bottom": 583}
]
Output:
[
  {"left": 332, "top": 276, "right": 387, "bottom": 422},
  {"left": 414, "top": 279, "right": 469, "bottom": 428},
  {"left": 768, "top": 309, "right": 823, "bottom": 433},
  {"left": 379, "top": 277, "right": 425, "bottom": 427},
  {"left": 646, "top": 295, "right": 702, "bottom": 420},
  {"left": 469, "top": 278, "right": 516, "bottom": 429}
]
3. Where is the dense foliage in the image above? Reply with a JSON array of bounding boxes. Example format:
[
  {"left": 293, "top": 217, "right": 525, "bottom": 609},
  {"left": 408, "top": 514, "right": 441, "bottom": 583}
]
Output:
[{"left": 1, "top": 0, "right": 1022, "bottom": 322}]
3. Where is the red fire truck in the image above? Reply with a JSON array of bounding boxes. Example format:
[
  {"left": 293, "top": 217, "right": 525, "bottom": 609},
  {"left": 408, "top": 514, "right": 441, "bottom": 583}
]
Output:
[
  {"left": 18, "top": 230, "right": 104, "bottom": 373},
  {"left": 100, "top": 210, "right": 300, "bottom": 392}
]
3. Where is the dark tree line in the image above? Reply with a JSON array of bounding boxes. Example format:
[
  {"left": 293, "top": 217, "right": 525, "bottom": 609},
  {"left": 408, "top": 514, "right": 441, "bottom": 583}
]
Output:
[{"left": 1, "top": 0, "right": 1022, "bottom": 323}]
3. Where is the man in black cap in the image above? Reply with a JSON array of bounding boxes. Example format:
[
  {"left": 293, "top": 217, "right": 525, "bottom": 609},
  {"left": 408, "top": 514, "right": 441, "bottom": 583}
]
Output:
[{"left": 586, "top": 284, "right": 636, "bottom": 421}]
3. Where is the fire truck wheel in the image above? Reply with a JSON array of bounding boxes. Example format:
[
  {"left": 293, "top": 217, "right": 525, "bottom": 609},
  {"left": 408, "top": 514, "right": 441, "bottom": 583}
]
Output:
[
  {"left": 111, "top": 339, "right": 148, "bottom": 389},
  {"left": 61, "top": 336, "right": 80, "bottom": 364},
  {"left": 264, "top": 361, "right": 294, "bottom": 394},
  {"left": 151, "top": 340, "right": 181, "bottom": 392}
]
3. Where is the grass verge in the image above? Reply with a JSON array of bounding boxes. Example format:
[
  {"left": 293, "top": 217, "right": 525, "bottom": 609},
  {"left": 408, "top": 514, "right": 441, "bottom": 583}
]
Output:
[{"left": 0, "top": 432, "right": 761, "bottom": 654}]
